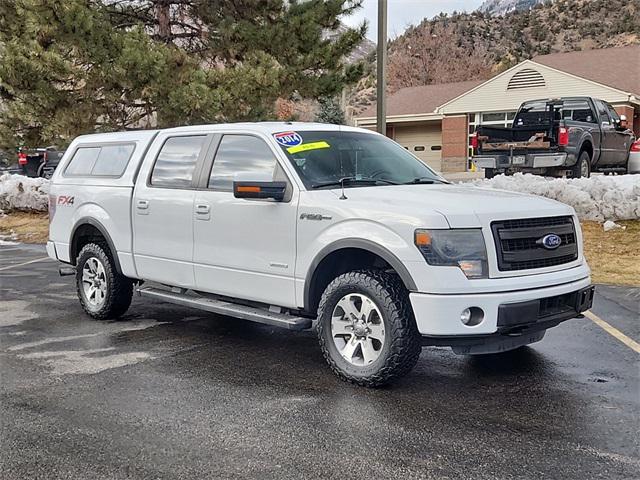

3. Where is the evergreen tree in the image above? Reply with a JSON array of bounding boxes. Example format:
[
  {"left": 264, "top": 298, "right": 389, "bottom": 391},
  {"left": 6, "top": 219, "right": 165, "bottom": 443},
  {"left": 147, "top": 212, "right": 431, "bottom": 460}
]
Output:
[
  {"left": 315, "top": 96, "right": 346, "bottom": 124},
  {"left": 0, "top": 0, "right": 366, "bottom": 149}
]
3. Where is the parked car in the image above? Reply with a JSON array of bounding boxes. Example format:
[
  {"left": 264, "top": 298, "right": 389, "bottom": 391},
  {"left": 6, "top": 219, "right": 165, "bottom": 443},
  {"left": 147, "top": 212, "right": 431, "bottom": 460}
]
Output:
[
  {"left": 18, "top": 147, "right": 65, "bottom": 178},
  {"left": 472, "top": 97, "right": 635, "bottom": 178},
  {"left": 628, "top": 139, "right": 640, "bottom": 174},
  {"left": 47, "top": 123, "right": 594, "bottom": 386}
]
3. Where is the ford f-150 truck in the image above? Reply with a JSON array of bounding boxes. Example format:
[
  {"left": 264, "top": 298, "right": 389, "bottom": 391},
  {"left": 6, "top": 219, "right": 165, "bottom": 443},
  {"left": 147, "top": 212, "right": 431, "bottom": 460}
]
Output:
[
  {"left": 47, "top": 123, "right": 594, "bottom": 386},
  {"left": 472, "top": 97, "right": 635, "bottom": 178}
]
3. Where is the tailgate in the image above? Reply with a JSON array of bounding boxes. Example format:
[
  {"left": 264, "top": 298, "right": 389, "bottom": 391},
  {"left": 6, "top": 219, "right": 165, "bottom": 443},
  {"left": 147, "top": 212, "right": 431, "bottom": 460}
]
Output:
[{"left": 477, "top": 126, "right": 556, "bottom": 154}]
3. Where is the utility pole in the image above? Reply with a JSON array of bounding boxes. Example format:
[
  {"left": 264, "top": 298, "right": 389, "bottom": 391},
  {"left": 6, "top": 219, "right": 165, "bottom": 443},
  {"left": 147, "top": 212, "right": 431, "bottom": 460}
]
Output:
[{"left": 376, "top": 0, "right": 387, "bottom": 136}]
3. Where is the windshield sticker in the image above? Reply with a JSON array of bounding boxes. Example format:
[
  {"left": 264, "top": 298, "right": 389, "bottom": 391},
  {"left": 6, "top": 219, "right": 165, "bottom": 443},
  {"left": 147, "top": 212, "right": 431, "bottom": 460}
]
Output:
[
  {"left": 274, "top": 131, "right": 303, "bottom": 147},
  {"left": 287, "top": 141, "right": 330, "bottom": 154}
]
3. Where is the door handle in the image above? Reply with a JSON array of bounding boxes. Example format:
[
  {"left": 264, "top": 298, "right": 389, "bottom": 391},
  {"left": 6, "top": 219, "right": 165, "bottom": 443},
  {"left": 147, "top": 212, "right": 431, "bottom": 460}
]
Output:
[
  {"left": 195, "top": 204, "right": 210, "bottom": 214},
  {"left": 136, "top": 199, "right": 149, "bottom": 210}
]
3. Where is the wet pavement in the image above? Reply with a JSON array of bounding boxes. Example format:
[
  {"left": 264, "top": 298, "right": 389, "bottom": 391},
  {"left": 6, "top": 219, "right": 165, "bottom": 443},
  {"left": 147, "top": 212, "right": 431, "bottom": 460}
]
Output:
[{"left": 1, "top": 244, "right": 639, "bottom": 479}]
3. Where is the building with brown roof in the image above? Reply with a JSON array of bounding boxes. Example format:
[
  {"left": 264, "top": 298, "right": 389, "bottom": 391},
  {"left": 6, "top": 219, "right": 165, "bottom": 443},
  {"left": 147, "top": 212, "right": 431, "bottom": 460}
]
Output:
[{"left": 355, "top": 46, "right": 640, "bottom": 173}]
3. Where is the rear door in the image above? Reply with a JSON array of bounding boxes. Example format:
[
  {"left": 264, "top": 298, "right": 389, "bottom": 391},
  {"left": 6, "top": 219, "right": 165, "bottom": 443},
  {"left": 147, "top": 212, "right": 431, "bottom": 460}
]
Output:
[
  {"left": 193, "top": 132, "right": 298, "bottom": 308},
  {"left": 132, "top": 133, "right": 212, "bottom": 288}
]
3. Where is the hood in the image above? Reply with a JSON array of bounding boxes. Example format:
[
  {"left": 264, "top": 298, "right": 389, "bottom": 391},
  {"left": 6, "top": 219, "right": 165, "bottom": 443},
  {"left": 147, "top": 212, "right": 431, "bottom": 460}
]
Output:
[{"left": 328, "top": 184, "right": 574, "bottom": 228}]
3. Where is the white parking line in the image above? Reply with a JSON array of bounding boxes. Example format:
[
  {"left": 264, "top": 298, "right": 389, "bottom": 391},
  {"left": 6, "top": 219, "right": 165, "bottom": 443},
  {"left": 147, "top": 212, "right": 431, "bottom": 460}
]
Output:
[
  {"left": 585, "top": 310, "right": 640, "bottom": 354},
  {"left": 0, "top": 257, "right": 51, "bottom": 271}
]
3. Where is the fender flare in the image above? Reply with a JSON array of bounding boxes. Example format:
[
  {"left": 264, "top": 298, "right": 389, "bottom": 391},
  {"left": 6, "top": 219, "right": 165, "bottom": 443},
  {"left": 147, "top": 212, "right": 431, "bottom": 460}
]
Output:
[
  {"left": 303, "top": 238, "right": 418, "bottom": 311},
  {"left": 576, "top": 132, "right": 595, "bottom": 164},
  {"left": 69, "top": 217, "right": 122, "bottom": 273}
]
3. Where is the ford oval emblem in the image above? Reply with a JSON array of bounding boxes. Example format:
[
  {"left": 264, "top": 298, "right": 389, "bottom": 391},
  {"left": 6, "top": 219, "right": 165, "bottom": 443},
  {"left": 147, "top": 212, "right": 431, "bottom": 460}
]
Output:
[{"left": 540, "top": 233, "right": 562, "bottom": 250}]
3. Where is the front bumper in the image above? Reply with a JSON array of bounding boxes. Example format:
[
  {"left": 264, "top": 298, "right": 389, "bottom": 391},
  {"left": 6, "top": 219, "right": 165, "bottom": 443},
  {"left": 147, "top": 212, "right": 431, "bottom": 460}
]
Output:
[
  {"left": 474, "top": 152, "right": 569, "bottom": 169},
  {"left": 409, "top": 276, "right": 592, "bottom": 337}
]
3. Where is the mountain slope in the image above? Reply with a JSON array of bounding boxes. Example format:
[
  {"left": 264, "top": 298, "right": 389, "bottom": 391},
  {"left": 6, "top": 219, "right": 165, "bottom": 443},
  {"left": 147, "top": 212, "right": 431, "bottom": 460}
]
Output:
[
  {"left": 386, "top": 0, "right": 639, "bottom": 91},
  {"left": 478, "top": 0, "right": 545, "bottom": 16}
]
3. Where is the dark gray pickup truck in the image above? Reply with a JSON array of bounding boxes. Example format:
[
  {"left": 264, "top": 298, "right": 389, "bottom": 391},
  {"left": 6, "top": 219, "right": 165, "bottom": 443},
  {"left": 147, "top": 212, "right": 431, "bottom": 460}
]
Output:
[{"left": 472, "top": 97, "right": 635, "bottom": 178}]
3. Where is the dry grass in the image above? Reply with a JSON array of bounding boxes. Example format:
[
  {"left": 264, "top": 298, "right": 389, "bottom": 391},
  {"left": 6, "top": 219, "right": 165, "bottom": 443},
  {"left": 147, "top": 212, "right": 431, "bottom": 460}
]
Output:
[
  {"left": 0, "top": 211, "right": 638, "bottom": 286},
  {"left": 0, "top": 211, "right": 49, "bottom": 244},
  {"left": 581, "top": 220, "right": 639, "bottom": 287}
]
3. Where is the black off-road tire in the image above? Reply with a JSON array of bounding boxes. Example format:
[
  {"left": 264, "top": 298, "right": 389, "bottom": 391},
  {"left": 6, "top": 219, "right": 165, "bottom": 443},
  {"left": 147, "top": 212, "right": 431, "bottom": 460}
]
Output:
[
  {"left": 571, "top": 151, "right": 591, "bottom": 178},
  {"left": 484, "top": 168, "right": 496, "bottom": 179},
  {"left": 75, "top": 242, "right": 133, "bottom": 320},
  {"left": 317, "top": 270, "right": 422, "bottom": 387}
]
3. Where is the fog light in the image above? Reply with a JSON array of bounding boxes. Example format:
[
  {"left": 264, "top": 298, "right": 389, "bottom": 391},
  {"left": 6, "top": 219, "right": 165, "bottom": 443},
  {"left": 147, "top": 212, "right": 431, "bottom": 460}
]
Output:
[{"left": 460, "top": 307, "right": 484, "bottom": 326}]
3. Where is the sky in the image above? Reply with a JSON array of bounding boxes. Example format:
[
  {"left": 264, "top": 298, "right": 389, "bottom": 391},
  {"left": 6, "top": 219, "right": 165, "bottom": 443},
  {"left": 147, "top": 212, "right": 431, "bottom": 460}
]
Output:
[{"left": 342, "top": 0, "right": 485, "bottom": 40}]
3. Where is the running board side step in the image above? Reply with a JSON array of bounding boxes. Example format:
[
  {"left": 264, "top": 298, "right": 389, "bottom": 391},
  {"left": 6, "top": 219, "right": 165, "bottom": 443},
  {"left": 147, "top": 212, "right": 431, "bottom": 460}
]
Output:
[{"left": 137, "top": 286, "right": 312, "bottom": 331}]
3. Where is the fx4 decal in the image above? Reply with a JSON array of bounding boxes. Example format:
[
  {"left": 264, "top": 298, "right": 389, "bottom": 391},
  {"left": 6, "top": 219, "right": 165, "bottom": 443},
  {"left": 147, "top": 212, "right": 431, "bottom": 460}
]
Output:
[{"left": 57, "top": 195, "right": 75, "bottom": 206}]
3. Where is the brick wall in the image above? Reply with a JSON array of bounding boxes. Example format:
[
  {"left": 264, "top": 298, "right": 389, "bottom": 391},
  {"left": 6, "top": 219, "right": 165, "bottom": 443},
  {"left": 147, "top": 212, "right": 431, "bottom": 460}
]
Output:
[{"left": 441, "top": 115, "right": 468, "bottom": 172}]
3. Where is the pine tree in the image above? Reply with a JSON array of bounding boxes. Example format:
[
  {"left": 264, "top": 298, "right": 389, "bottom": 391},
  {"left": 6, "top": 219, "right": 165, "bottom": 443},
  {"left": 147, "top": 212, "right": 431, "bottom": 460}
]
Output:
[
  {"left": 315, "top": 96, "right": 346, "bottom": 124},
  {"left": 0, "top": 0, "right": 366, "bottom": 149}
]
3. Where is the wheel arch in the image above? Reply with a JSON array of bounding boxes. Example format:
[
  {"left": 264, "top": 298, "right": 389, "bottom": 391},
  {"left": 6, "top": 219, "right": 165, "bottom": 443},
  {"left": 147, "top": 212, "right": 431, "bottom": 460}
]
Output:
[
  {"left": 69, "top": 218, "right": 121, "bottom": 273},
  {"left": 304, "top": 239, "right": 417, "bottom": 314},
  {"left": 579, "top": 139, "right": 594, "bottom": 162}
]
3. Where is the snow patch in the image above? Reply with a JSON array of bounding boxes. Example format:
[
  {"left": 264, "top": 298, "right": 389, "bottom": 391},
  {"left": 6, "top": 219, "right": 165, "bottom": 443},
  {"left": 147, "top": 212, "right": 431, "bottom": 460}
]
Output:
[
  {"left": 0, "top": 236, "right": 19, "bottom": 246},
  {"left": 18, "top": 347, "right": 153, "bottom": 375},
  {"left": 603, "top": 220, "right": 625, "bottom": 232},
  {"left": 0, "top": 174, "right": 50, "bottom": 212},
  {"left": 0, "top": 300, "right": 39, "bottom": 326},
  {"left": 461, "top": 174, "right": 640, "bottom": 222}
]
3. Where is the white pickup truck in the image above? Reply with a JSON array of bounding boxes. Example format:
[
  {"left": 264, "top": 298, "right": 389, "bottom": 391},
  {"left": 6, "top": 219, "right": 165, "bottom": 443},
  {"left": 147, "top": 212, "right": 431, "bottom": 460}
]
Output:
[{"left": 47, "top": 123, "right": 594, "bottom": 386}]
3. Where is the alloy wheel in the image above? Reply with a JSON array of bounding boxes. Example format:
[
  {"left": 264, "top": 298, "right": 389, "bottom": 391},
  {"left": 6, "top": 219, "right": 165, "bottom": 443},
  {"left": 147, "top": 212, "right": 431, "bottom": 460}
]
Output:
[
  {"left": 81, "top": 257, "right": 107, "bottom": 307},
  {"left": 330, "top": 293, "right": 386, "bottom": 366}
]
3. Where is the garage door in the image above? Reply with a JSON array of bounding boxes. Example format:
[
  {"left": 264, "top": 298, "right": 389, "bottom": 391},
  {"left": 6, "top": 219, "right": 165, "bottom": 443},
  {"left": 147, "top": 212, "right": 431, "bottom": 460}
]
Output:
[{"left": 394, "top": 124, "right": 442, "bottom": 172}]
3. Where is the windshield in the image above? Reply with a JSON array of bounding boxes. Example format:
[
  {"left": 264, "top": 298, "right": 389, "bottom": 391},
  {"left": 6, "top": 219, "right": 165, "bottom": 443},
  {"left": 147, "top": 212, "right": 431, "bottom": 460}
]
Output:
[{"left": 274, "top": 130, "right": 442, "bottom": 189}]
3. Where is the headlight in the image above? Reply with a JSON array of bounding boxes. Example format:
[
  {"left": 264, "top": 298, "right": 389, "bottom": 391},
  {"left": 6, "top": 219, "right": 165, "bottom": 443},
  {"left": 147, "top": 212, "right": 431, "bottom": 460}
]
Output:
[{"left": 414, "top": 229, "right": 488, "bottom": 279}]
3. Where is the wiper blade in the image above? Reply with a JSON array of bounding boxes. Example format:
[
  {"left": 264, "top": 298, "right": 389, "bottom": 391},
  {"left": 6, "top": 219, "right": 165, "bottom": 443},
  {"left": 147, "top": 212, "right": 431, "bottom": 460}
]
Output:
[{"left": 311, "top": 176, "right": 399, "bottom": 189}]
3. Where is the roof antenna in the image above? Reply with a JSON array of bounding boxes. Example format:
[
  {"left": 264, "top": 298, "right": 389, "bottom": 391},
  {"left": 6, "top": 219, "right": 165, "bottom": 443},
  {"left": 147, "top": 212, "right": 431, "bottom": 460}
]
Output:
[{"left": 339, "top": 177, "right": 348, "bottom": 200}]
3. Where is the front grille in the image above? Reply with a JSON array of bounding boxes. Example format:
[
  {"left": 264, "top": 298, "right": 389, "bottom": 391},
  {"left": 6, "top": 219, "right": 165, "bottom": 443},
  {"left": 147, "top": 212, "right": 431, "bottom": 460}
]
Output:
[
  {"left": 491, "top": 216, "right": 578, "bottom": 271},
  {"left": 501, "top": 233, "right": 575, "bottom": 252}
]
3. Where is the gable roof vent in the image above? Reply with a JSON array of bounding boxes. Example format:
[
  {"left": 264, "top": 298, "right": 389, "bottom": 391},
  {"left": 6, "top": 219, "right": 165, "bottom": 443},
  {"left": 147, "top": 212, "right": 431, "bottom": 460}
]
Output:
[{"left": 507, "top": 68, "right": 546, "bottom": 90}]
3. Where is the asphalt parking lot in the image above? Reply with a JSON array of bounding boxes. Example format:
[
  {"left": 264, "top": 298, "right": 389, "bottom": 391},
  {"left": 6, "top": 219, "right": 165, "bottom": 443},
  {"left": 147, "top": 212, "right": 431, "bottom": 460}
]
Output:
[{"left": 1, "top": 244, "right": 639, "bottom": 479}]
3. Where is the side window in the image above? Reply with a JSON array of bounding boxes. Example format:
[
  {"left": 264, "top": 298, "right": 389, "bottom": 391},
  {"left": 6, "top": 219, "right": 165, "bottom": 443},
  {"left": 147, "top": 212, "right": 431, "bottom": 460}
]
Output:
[
  {"left": 563, "top": 101, "right": 595, "bottom": 123},
  {"left": 91, "top": 144, "right": 135, "bottom": 176},
  {"left": 595, "top": 100, "right": 610, "bottom": 124},
  {"left": 64, "top": 144, "right": 135, "bottom": 177},
  {"left": 65, "top": 147, "right": 101, "bottom": 176},
  {"left": 208, "top": 135, "right": 277, "bottom": 191},
  {"left": 150, "top": 135, "right": 206, "bottom": 188},
  {"left": 605, "top": 103, "right": 620, "bottom": 123}
]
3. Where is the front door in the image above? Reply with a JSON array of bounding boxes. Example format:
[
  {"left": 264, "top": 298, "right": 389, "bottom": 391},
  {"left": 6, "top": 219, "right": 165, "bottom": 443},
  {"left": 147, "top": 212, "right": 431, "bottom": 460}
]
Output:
[
  {"left": 193, "top": 133, "right": 298, "bottom": 308},
  {"left": 595, "top": 100, "right": 628, "bottom": 165},
  {"left": 604, "top": 102, "right": 632, "bottom": 165},
  {"left": 133, "top": 134, "right": 211, "bottom": 288}
]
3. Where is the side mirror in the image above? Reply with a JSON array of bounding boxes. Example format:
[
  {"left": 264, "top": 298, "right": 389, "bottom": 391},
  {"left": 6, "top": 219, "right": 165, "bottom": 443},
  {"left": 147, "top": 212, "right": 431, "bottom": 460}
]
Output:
[
  {"left": 616, "top": 114, "right": 628, "bottom": 131},
  {"left": 233, "top": 180, "right": 287, "bottom": 201}
]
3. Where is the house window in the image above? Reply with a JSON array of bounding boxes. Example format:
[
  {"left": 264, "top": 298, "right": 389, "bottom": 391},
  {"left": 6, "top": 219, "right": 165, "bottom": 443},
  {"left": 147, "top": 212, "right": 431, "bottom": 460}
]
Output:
[
  {"left": 468, "top": 111, "right": 517, "bottom": 157},
  {"left": 468, "top": 111, "right": 516, "bottom": 157}
]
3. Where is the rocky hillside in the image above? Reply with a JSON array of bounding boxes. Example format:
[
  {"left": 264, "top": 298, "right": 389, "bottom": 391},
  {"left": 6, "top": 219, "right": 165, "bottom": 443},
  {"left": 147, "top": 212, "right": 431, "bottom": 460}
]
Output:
[
  {"left": 478, "top": 0, "right": 544, "bottom": 16},
  {"left": 349, "top": 0, "right": 639, "bottom": 116}
]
